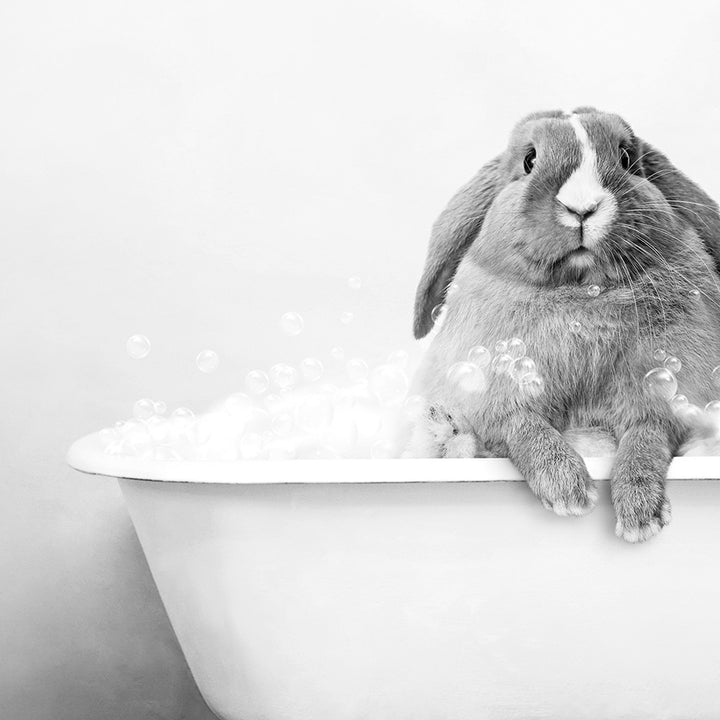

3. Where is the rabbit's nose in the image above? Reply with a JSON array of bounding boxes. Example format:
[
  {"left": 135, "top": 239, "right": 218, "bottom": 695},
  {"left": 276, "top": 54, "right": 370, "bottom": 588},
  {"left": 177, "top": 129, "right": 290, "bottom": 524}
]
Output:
[{"left": 557, "top": 198, "right": 599, "bottom": 222}]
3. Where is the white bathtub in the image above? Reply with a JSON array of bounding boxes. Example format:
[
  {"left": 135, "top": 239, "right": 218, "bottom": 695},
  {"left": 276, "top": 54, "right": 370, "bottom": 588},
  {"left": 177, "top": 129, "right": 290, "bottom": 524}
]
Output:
[{"left": 68, "top": 432, "right": 720, "bottom": 720}]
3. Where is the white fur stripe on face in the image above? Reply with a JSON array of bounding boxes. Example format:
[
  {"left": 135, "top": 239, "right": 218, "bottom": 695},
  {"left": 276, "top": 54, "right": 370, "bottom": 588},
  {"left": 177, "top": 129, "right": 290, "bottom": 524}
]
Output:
[{"left": 556, "top": 114, "right": 616, "bottom": 246}]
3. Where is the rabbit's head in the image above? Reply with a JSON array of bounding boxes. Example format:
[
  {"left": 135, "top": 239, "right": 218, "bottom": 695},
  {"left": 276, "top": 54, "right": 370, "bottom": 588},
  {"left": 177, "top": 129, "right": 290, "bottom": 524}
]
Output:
[{"left": 414, "top": 107, "right": 720, "bottom": 338}]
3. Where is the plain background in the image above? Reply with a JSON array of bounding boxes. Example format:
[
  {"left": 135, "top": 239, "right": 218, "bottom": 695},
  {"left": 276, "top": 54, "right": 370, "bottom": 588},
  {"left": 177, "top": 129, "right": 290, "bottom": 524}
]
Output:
[{"left": 2, "top": 0, "right": 720, "bottom": 718}]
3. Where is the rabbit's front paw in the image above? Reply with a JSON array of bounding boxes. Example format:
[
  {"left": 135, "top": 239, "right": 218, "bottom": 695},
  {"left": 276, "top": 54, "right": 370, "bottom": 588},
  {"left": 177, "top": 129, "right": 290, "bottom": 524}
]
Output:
[
  {"left": 612, "top": 472, "right": 671, "bottom": 543},
  {"left": 530, "top": 454, "right": 597, "bottom": 517}
]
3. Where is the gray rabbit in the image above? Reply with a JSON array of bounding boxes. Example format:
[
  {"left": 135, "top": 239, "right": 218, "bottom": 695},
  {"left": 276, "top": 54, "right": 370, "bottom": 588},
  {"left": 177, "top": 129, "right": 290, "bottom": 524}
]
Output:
[{"left": 407, "top": 107, "right": 720, "bottom": 543}]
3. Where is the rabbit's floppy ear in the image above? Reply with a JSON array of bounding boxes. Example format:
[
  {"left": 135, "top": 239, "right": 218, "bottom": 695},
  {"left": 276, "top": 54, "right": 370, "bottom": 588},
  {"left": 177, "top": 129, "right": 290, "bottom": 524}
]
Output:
[
  {"left": 413, "top": 156, "right": 503, "bottom": 339},
  {"left": 638, "top": 140, "right": 720, "bottom": 273}
]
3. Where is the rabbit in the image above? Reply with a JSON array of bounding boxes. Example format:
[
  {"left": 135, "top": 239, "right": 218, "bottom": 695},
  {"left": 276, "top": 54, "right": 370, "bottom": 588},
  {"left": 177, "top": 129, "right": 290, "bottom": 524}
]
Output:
[{"left": 406, "top": 107, "right": 720, "bottom": 543}]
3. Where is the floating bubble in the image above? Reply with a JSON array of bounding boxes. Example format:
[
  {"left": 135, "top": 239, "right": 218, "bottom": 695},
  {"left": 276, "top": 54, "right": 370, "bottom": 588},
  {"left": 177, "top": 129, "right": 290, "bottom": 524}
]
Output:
[
  {"left": 643, "top": 367, "right": 677, "bottom": 401},
  {"left": 340, "top": 311, "right": 354, "bottom": 325},
  {"left": 713, "top": 366, "right": 720, "bottom": 386},
  {"left": 330, "top": 346, "right": 345, "bottom": 361},
  {"left": 705, "top": 401, "right": 720, "bottom": 415},
  {"left": 346, "top": 358, "right": 369, "bottom": 382},
  {"left": 510, "top": 356, "right": 537, "bottom": 382},
  {"left": 468, "top": 345, "right": 492, "bottom": 368},
  {"left": 447, "top": 361, "right": 487, "bottom": 393},
  {"left": 270, "top": 363, "right": 299, "bottom": 391},
  {"left": 664, "top": 356, "right": 682, "bottom": 373},
  {"left": 297, "top": 394, "right": 334, "bottom": 433},
  {"left": 153, "top": 400, "right": 167, "bottom": 416},
  {"left": 495, "top": 340, "right": 508, "bottom": 354},
  {"left": 133, "top": 398, "right": 155, "bottom": 421},
  {"left": 507, "top": 338, "right": 526, "bottom": 359},
  {"left": 569, "top": 321, "right": 582, "bottom": 334},
  {"left": 300, "top": 357, "right": 324, "bottom": 382},
  {"left": 491, "top": 354, "right": 513, "bottom": 374},
  {"left": 653, "top": 349, "right": 667, "bottom": 362},
  {"left": 387, "top": 349, "right": 410, "bottom": 370},
  {"left": 196, "top": 350, "right": 219, "bottom": 373},
  {"left": 431, "top": 304, "right": 443, "bottom": 323},
  {"left": 126, "top": 334, "right": 151, "bottom": 359},
  {"left": 245, "top": 369, "right": 270, "bottom": 395},
  {"left": 689, "top": 288, "right": 700, "bottom": 298},
  {"left": 239, "top": 432, "right": 264, "bottom": 459},
  {"left": 272, "top": 413, "right": 294, "bottom": 436},
  {"left": 370, "top": 364, "right": 410, "bottom": 406},
  {"left": 348, "top": 275, "right": 362, "bottom": 290},
  {"left": 587, "top": 285, "right": 601, "bottom": 297},
  {"left": 447, "top": 281, "right": 460, "bottom": 295},
  {"left": 519, "top": 372, "right": 545, "bottom": 397},
  {"left": 280, "top": 312, "right": 304, "bottom": 336},
  {"left": 670, "top": 394, "right": 688, "bottom": 411}
]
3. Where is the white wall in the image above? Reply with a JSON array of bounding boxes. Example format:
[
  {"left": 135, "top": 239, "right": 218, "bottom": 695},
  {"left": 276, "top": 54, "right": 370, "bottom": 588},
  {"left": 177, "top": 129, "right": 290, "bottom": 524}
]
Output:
[{"left": 1, "top": 0, "right": 719, "bottom": 717}]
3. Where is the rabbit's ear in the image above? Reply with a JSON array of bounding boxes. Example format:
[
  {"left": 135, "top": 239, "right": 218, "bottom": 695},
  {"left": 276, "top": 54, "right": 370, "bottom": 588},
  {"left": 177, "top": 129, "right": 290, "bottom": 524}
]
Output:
[
  {"left": 413, "top": 156, "right": 503, "bottom": 339},
  {"left": 638, "top": 140, "right": 720, "bottom": 273}
]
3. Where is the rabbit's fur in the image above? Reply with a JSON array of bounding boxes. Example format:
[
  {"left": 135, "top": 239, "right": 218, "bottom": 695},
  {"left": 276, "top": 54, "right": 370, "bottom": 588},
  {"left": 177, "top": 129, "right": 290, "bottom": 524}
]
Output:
[{"left": 408, "top": 107, "right": 720, "bottom": 542}]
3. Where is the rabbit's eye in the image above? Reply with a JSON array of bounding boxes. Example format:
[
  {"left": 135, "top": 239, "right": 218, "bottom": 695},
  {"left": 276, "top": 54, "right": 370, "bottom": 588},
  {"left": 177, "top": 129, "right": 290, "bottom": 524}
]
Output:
[
  {"left": 523, "top": 148, "right": 536, "bottom": 174},
  {"left": 620, "top": 146, "right": 631, "bottom": 171}
]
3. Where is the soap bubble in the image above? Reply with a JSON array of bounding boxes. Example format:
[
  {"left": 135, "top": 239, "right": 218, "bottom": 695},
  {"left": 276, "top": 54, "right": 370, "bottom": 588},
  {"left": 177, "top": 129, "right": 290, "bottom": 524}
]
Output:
[
  {"left": 346, "top": 358, "right": 369, "bottom": 382},
  {"left": 447, "top": 361, "right": 487, "bottom": 393},
  {"left": 153, "top": 400, "right": 167, "bottom": 416},
  {"left": 297, "top": 443, "right": 341, "bottom": 459},
  {"left": 569, "top": 321, "right": 582, "bottom": 334},
  {"left": 280, "top": 311, "right": 304, "bottom": 336},
  {"left": 272, "top": 413, "right": 294, "bottom": 436},
  {"left": 297, "top": 394, "right": 334, "bottom": 433},
  {"left": 510, "top": 356, "right": 536, "bottom": 382},
  {"left": 145, "top": 415, "right": 170, "bottom": 444},
  {"left": 118, "top": 420, "right": 152, "bottom": 454},
  {"left": 507, "top": 338, "right": 526, "bottom": 359},
  {"left": 587, "top": 285, "right": 601, "bottom": 297},
  {"left": 270, "top": 363, "right": 299, "bottom": 391},
  {"left": 245, "top": 369, "right": 270, "bottom": 395},
  {"left": 300, "top": 357, "right": 324, "bottom": 382},
  {"left": 133, "top": 398, "right": 155, "bottom": 421},
  {"left": 431, "top": 304, "right": 443, "bottom": 323},
  {"left": 127, "top": 334, "right": 151, "bottom": 359},
  {"left": 653, "top": 349, "right": 667, "bottom": 362},
  {"left": 491, "top": 354, "right": 513, "bottom": 374},
  {"left": 340, "top": 311, "right": 354, "bottom": 325},
  {"left": 495, "top": 340, "right": 508, "bottom": 354},
  {"left": 196, "top": 350, "right": 219, "bottom": 373},
  {"left": 468, "top": 345, "right": 491, "bottom": 368},
  {"left": 447, "top": 281, "right": 460, "bottom": 295},
  {"left": 330, "top": 346, "right": 345, "bottom": 361},
  {"left": 705, "top": 401, "right": 720, "bottom": 415},
  {"left": 387, "top": 349, "right": 410, "bottom": 370},
  {"left": 643, "top": 367, "right": 677, "bottom": 401},
  {"left": 670, "top": 394, "right": 688, "bottom": 411},
  {"left": 171, "top": 407, "right": 194, "bottom": 426},
  {"left": 239, "top": 432, "right": 264, "bottom": 459},
  {"left": 664, "top": 356, "right": 682, "bottom": 373},
  {"left": 370, "top": 364, "right": 409, "bottom": 405},
  {"left": 689, "top": 288, "right": 700, "bottom": 298},
  {"left": 348, "top": 275, "right": 362, "bottom": 290},
  {"left": 519, "top": 372, "right": 545, "bottom": 397}
]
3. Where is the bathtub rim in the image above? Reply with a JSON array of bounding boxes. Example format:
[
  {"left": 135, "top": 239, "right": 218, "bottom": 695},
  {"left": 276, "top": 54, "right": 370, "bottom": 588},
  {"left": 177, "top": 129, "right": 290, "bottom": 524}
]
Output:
[{"left": 66, "top": 431, "right": 720, "bottom": 484}]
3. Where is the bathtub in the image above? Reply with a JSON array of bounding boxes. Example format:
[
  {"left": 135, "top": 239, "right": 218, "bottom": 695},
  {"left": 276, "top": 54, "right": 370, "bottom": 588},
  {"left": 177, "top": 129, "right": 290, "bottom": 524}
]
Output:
[{"left": 68, "top": 432, "right": 720, "bottom": 720}]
